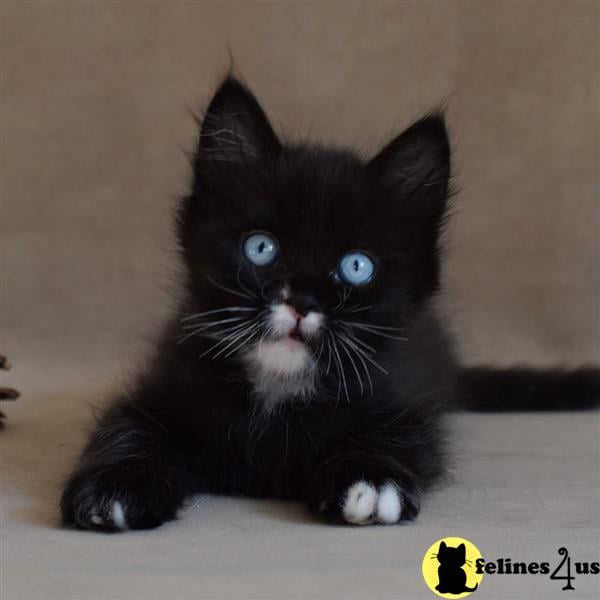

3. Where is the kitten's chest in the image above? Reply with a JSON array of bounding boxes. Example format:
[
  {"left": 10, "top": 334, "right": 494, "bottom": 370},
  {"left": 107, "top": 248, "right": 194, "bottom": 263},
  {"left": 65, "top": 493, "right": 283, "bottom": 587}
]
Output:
[
  {"left": 242, "top": 354, "right": 316, "bottom": 409},
  {"left": 214, "top": 406, "right": 329, "bottom": 495}
]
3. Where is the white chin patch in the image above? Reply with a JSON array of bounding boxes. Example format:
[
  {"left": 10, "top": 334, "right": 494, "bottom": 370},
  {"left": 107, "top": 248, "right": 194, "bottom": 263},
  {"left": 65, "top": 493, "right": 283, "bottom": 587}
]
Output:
[
  {"left": 253, "top": 339, "right": 311, "bottom": 376},
  {"left": 243, "top": 339, "right": 316, "bottom": 407},
  {"left": 243, "top": 298, "right": 323, "bottom": 406}
]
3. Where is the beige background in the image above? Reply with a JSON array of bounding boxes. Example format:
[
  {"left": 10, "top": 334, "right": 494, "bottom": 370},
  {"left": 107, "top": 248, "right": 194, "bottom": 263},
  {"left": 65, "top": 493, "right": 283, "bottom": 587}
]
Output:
[
  {"left": 1, "top": 0, "right": 599, "bottom": 382},
  {"left": 1, "top": 2, "right": 599, "bottom": 600}
]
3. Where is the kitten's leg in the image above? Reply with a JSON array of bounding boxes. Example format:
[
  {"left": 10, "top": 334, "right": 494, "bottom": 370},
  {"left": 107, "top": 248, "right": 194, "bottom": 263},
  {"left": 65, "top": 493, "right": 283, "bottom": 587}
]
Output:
[
  {"left": 61, "top": 400, "right": 196, "bottom": 532},
  {"left": 306, "top": 419, "right": 443, "bottom": 525}
]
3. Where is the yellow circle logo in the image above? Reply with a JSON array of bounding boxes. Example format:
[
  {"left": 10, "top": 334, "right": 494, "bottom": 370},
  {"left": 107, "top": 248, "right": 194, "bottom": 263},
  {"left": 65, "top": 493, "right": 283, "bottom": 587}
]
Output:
[{"left": 422, "top": 537, "right": 484, "bottom": 598}]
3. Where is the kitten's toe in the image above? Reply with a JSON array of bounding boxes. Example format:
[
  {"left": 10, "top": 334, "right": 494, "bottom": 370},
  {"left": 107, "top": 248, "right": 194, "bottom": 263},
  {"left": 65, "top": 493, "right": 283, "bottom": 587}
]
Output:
[
  {"left": 311, "top": 478, "right": 418, "bottom": 526},
  {"left": 374, "top": 481, "right": 403, "bottom": 524},
  {"left": 61, "top": 477, "right": 128, "bottom": 532},
  {"left": 342, "top": 481, "right": 378, "bottom": 524},
  {"left": 85, "top": 499, "right": 129, "bottom": 532},
  {"left": 61, "top": 468, "right": 180, "bottom": 532},
  {"left": 342, "top": 480, "right": 406, "bottom": 525}
]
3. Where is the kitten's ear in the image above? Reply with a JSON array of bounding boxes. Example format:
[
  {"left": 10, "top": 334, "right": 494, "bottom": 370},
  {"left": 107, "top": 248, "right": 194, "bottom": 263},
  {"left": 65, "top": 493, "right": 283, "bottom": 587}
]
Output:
[
  {"left": 439, "top": 541, "right": 447, "bottom": 551},
  {"left": 458, "top": 544, "right": 466, "bottom": 557},
  {"left": 368, "top": 113, "right": 450, "bottom": 220},
  {"left": 196, "top": 76, "right": 281, "bottom": 169},
  {"left": 368, "top": 114, "right": 451, "bottom": 300}
]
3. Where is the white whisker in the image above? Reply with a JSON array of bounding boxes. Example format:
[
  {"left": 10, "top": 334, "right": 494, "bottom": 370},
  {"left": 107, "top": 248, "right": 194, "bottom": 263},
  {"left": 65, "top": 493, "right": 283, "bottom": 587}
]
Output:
[
  {"left": 181, "top": 316, "right": 247, "bottom": 331},
  {"left": 325, "top": 338, "right": 333, "bottom": 375},
  {"left": 314, "top": 339, "right": 325, "bottom": 364},
  {"left": 338, "top": 337, "right": 364, "bottom": 396},
  {"left": 344, "top": 304, "right": 374, "bottom": 314},
  {"left": 340, "top": 336, "right": 374, "bottom": 396},
  {"left": 330, "top": 336, "right": 350, "bottom": 404},
  {"left": 180, "top": 318, "right": 251, "bottom": 342},
  {"left": 340, "top": 328, "right": 377, "bottom": 354},
  {"left": 348, "top": 323, "right": 408, "bottom": 341},
  {"left": 346, "top": 321, "right": 407, "bottom": 332},
  {"left": 339, "top": 333, "right": 389, "bottom": 376},
  {"left": 212, "top": 323, "right": 261, "bottom": 359},
  {"left": 181, "top": 307, "right": 257, "bottom": 322},
  {"left": 198, "top": 321, "right": 257, "bottom": 358},
  {"left": 222, "top": 326, "right": 261, "bottom": 358},
  {"left": 207, "top": 275, "right": 255, "bottom": 301},
  {"left": 236, "top": 267, "right": 257, "bottom": 299}
]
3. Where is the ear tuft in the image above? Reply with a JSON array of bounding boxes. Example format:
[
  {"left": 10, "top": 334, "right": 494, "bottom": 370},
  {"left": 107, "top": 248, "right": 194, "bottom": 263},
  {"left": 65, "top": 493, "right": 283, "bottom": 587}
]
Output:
[
  {"left": 196, "top": 76, "right": 280, "bottom": 167},
  {"left": 369, "top": 112, "right": 451, "bottom": 212}
]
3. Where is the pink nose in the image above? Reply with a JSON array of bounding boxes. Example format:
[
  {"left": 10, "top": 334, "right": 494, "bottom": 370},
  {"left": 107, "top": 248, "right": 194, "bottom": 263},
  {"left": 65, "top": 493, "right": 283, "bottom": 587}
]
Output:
[
  {"left": 284, "top": 294, "right": 319, "bottom": 318},
  {"left": 285, "top": 304, "right": 303, "bottom": 321}
]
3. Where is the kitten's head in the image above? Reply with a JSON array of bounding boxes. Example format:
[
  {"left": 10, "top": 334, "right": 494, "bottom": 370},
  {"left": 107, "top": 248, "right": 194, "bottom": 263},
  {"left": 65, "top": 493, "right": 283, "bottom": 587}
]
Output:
[
  {"left": 437, "top": 542, "right": 467, "bottom": 567},
  {"left": 177, "top": 77, "right": 451, "bottom": 403}
]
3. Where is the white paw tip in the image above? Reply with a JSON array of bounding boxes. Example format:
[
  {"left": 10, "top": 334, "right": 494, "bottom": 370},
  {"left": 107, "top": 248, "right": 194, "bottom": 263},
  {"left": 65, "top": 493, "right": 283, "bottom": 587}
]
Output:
[
  {"left": 90, "top": 513, "right": 104, "bottom": 525},
  {"left": 111, "top": 500, "right": 128, "bottom": 530},
  {"left": 376, "top": 482, "right": 402, "bottom": 524},
  {"left": 341, "top": 481, "right": 403, "bottom": 526},
  {"left": 343, "top": 481, "right": 377, "bottom": 525}
]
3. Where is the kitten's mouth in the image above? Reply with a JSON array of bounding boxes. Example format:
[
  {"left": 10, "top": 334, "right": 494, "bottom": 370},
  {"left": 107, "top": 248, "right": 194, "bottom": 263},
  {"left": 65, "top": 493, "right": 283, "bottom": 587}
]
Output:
[
  {"left": 288, "top": 326, "right": 304, "bottom": 343},
  {"left": 278, "top": 326, "right": 307, "bottom": 350}
]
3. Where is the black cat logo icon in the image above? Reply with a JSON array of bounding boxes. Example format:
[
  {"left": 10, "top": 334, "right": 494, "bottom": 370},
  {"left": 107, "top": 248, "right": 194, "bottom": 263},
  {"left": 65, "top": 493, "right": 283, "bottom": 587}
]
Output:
[{"left": 422, "top": 537, "right": 484, "bottom": 598}]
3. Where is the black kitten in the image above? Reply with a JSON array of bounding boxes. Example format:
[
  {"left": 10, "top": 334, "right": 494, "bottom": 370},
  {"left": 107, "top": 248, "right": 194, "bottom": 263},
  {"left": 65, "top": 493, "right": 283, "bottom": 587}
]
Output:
[
  {"left": 435, "top": 542, "right": 478, "bottom": 594},
  {"left": 60, "top": 76, "right": 599, "bottom": 532}
]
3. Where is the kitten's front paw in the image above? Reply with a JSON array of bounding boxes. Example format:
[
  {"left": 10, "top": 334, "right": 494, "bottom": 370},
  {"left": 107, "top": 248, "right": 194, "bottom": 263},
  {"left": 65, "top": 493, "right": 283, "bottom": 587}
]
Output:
[
  {"left": 309, "top": 477, "right": 420, "bottom": 525},
  {"left": 61, "top": 467, "right": 181, "bottom": 532}
]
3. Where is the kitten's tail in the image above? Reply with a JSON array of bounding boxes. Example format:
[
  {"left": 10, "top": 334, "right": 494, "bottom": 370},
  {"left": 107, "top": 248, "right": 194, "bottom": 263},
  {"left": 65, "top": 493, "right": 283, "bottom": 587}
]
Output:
[{"left": 460, "top": 367, "right": 600, "bottom": 411}]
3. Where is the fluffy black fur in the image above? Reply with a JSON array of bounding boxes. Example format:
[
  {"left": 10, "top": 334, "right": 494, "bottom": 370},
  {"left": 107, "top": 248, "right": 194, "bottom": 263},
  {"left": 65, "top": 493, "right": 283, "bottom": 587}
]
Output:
[
  {"left": 461, "top": 367, "right": 600, "bottom": 411},
  {"left": 60, "top": 77, "right": 599, "bottom": 532}
]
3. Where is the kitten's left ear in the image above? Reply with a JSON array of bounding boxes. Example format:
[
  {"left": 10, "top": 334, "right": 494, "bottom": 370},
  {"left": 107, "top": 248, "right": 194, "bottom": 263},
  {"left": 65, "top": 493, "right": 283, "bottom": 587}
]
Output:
[
  {"left": 368, "top": 113, "right": 451, "bottom": 220},
  {"left": 368, "top": 114, "right": 451, "bottom": 300},
  {"left": 196, "top": 76, "right": 281, "bottom": 169}
]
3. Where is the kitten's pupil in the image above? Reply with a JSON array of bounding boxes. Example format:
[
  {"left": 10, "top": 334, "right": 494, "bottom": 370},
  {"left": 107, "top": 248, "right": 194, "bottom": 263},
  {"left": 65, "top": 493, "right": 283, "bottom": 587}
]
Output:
[
  {"left": 337, "top": 251, "right": 375, "bottom": 286},
  {"left": 243, "top": 232, "right": 278, "bottom": 266}
]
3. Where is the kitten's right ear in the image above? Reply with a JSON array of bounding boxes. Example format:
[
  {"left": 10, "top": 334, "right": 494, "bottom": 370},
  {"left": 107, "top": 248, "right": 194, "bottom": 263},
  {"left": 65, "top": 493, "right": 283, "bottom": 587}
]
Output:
[
  {"left": 439, "top": 541, "right": 447, "bottom": 551},
  {"left": 195, "top": 76, "right": 281, "bottom": 171},
  {"left": 368, "top": 112, "right": 450, "bottom": 220}
]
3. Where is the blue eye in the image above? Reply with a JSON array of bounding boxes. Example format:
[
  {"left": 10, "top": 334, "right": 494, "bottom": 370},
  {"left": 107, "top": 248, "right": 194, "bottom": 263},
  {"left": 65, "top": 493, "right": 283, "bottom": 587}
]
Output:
[
  {"left": 243, "top": 232, "right": 278, "bottom": 266},
  {"left": 337, "top": 252, "right": 375, "bottom": 286}
]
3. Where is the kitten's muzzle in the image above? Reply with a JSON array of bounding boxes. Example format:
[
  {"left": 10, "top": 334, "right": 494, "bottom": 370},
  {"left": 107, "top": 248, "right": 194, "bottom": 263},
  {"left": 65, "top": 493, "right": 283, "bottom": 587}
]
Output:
[
  {"left": 269, "top": 301, "right": 324, "bottom": 343},
  {"left": 284, "top": 293, "right": 320, "bottom": 318},
  {"left": 288, "top": 325, "right": 304, "bottom": 342}
]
